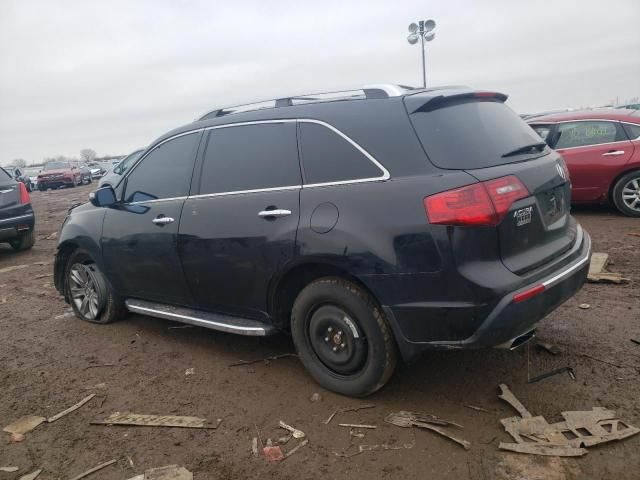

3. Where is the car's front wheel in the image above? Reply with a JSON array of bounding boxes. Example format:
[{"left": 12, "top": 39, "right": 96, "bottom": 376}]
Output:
[
  {"left": 291, "top": 277, "right": 397, "bottom": 397},
  {"left": 612, "top": 170, "right": 640, "bottom": 217},
  {"left": 65, "top": 249, "right": 124, "bottom": 324}
]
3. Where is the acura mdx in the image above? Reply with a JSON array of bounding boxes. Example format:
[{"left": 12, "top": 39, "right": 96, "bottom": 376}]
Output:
[{"left": 54, "top": 85, "right": 591, "bottom": 396}]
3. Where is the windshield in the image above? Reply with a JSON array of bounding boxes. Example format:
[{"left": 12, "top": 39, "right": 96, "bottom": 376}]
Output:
[
  {"left": 409, "top": 100, "right": 546, "bottom": 169},
  {"left": 44, "top": 161, "right": 71, "bottom": 170},
  {"left": 115, "top": 150, "right": 143, "bottom": 174}
]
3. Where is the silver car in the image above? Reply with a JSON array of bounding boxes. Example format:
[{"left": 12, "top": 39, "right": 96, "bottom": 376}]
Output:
[{"left": 98, "top": 149, "right": 144, "bottom": 188}]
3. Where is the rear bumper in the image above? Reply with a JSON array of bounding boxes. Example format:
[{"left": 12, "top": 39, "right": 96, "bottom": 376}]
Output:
[
  {"left": 39, "top": 179, "right": 74, "bottom": 188},
  {"left": 0, "top": 211, "right": 35, "bottom": 241},
  {"left": 378, "top": 227, "right": 591, "bottom": 361}
]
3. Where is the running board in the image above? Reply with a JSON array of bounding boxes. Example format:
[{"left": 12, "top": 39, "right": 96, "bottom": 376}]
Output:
[{"left": 125, "top": 299, "right": 275, "bottom": 336}]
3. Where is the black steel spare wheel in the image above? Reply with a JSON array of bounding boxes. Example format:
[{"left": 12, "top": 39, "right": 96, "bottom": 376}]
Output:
[
  {"left": 308, "top": 304, "right": 367, "bottom": 375},
  {"left": 68, "top": 263, "right": 107, "bottom": 321}
]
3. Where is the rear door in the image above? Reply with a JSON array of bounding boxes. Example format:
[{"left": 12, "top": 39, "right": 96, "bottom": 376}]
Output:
[
  {"left": 407, "top": 95, "right": 576, "bottom": 274},
  {"left": 551, "top": 120, "right": 633, "bottom": 202},
  {"left": 179, "top": 121, "right": 301, "bottom": 320},
  {"left": 102, "top": 131, "right": 202, "bottom": 305}
]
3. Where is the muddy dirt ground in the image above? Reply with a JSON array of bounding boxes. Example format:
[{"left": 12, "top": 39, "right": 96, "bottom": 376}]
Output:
[{"left": 1, "top": 184, "right": 639, "bottom": 479}]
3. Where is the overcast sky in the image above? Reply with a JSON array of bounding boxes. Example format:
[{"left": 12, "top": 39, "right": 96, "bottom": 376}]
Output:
[{"left": 1, "top": 0, "right": 638, "bottom": 165}]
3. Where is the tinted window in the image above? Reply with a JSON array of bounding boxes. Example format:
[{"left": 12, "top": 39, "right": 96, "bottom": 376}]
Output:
[
  {"left": 0, "top": 167, "right": 11, "bottom": 180},
  {"left": 115, "top": 150, "right": 144, "bottom": 174},
  {"left": 531, "top": 124, "right": 551, "bottom": 143},
  {"left": 124, "top": 132, "right": 199, "bottom": 203},
  {"left": 200, "top": 123, "right": 300, "bottom": 194},
  {"left": 410, "top": 100, "right": 544, "bottom": 169},
  {"left": 623, "top": 123, "right": 640, "bottom": 139},
  {"left": 299, "top": 122, "right": 383, "bottom": 184},
  {"left": 554, "top": 121, "right": 623, "bottom": 149}
]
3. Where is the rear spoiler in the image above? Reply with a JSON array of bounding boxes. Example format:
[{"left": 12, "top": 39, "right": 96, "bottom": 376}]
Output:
[{"left": 405, "top": 90, "right": 508, "bottom": 114}]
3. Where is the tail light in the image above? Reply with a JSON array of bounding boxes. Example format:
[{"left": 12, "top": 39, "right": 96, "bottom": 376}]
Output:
[
  {"left": 424, "top": 175, "right": 529, "bottom": 226},
  {"left": 18, "top": 182, "right": 30, "bottom": 204}
]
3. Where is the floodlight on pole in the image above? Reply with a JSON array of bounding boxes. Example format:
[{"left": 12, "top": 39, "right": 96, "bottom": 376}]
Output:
[{"left": 406, "top": 19, "right": 436, "bottom": 88}]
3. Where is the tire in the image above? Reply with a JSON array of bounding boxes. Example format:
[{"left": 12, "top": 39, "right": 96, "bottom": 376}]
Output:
[
  {"left": 65, "top": 249, "right": 124, "bottom": 324},
  {"left": 9, "top": 230, "right": 35, "bottom": 251},
  {"left": 86, "top": 176, "right": 92, "bottom": 184},
  {"left": 38, "top": 184, "right": 47, "bottom": 192},
  {"left": 612, "top": 171, "right": 640, "bottom": 217},
  {"left": 291, "top": 277, "right": 397, "bottom": 397}
]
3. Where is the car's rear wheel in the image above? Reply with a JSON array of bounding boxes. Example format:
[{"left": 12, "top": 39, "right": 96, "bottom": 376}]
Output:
[
  {"left": 65, "top": 249, "right": 124, "bottom": 324},
  {"left": 291, "top": 277, "right": 397, "bottom": 397},
  {"left": 612, "top": 171, "right": 640, "bottom": 217},
  {"left": 9, "top": 230, "right": 35, "bottom": 251}
]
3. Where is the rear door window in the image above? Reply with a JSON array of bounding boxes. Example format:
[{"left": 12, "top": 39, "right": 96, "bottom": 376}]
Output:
[
  {"left": 553, "top": 121, "right": 625, "bottom": 149},
  {"left": 199, "top": 122, "right": 300, "bottom": 194},
  {"left": 408, "top": 100, "right": 545, "bottom": 169},
  {"left": 298, "top": 122, "right": 384, "bottom": 184},
  {"left": 622, "top": 123, "right": 640, "bottom": 140},
  {"left": 124, "top": 132, "right": 200, "bottom": 203}
]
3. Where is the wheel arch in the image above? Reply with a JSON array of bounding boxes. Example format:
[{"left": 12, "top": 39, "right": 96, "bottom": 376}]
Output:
[
  {"left": 268, "top": 261, "right": 384, "bottom": 331},
  {"left": 608, "top": 167, "right": 640, "bottom": 203}
]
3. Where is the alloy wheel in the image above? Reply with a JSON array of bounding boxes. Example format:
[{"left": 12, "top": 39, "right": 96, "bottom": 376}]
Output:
[
  {"left": 621, "top": 177, "right": 640, "bottom": 212},
  {"left": 69, "top": 264, "right": 101, "bottom": 320}
]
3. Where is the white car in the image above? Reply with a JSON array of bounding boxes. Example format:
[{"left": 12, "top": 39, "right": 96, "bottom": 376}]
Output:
[{"left": 98, "top": 149, "right": 144, "bottom": 188}]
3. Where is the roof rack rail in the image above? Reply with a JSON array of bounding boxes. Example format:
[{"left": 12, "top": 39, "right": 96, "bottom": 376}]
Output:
[{"left": 197, "top": 84, "right": 410, "bottom": 121}]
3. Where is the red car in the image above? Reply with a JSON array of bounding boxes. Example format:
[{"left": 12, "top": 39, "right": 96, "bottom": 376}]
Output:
[
  {"left": 37, "top": 160, "right": 91, "bottom": 191},
  {"left": 528, "top": 109, "right": 640, "bottom": 217}
]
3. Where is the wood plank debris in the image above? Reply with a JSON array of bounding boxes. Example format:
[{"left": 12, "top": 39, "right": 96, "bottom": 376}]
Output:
[
  {"left": 324, "top": 404, "right": 375, "bottom": 425},
  {"left": 144, "top": 465, "right": 193, "bottom": 480},
  {"left": 0, "top": 467, "right": 19, "bottom": 472},
  {"left": 18, "top": 470, "right": 42, "bottom": 480},
  {"left": 68, "top": 459, "right": 117, "bottom": 480},
  {"left": 497, "top": 384, "right": 640, "bottom": 456},
  {"left": 278, "top": 420, "right": 305, "bottom": 438},
  {"left": 284, "top": 438, "right": 309, "bottom": 459},
  {"left": 48, "top": 394, "right": 95, "bottom": 423},
  {"left": 464, "top": 404, "right": 491, "bottom": 413},
  {"left": 587, "top": 253, "right": 630, "bottom": 283},
  {"left": 338, "top": 423, "right": 377, "bottom": 429},
  {"left": 385, "top": 411, "right": 470, "bottom": 450},
  {"left": 91, "top": 412, "right": 220, "bottom": 429},
  {"left": 3, "top": 415, "right": 46, "bottom": 435}
]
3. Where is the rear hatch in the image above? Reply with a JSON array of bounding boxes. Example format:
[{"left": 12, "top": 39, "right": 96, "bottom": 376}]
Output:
[
  {"left": 0, "top": 167, "right": 21, "bottom": 219},
  {"left": 406, "top": 91, "right": 576, "bottom": 274}
]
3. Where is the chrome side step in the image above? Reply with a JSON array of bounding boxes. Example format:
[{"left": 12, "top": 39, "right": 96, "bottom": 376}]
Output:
[{"left": 125, "top": 299, "right": 275, "bottom": 336}]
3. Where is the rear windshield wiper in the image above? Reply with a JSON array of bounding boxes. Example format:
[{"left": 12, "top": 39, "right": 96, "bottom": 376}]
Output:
[{"left": 501, "top": 142, "right": 547, "bottom": 158}]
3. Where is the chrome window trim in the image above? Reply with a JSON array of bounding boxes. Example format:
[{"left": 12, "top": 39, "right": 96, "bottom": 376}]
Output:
[{"left": 123, "top": 118, "right": 391, "bottom": 205}]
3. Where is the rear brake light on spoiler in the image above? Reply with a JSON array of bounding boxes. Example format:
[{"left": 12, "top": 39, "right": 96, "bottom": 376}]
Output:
[{"left": 424, "top": 175, "right": 529, "bottom": 226}]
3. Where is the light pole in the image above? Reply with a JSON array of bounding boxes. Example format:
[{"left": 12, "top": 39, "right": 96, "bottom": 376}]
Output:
[{"left": 407, "top": 20, "right": 436, "bottom": 88}]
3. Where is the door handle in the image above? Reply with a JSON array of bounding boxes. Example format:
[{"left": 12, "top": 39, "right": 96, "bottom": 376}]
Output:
[
  {"left": 258, "top": 209, "right": 292, "bottom": 218},
  {"left": 602, "top": 150, "right": 625, "bottom": 156},
  {"left": 152, "top": 216, "right": 175, "bottom": 225}
]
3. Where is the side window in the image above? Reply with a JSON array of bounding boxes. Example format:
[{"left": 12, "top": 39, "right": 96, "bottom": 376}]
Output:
[
  {"left": 124, "top": 132, "right": 200, "bottom": 203},
  {"left": 554, "top": 121, "right": 624, "bottom": 149},
  {"left": 623, "top": 123, "right": 640, "bottom": 140},
  {"left": 531, "top": 125, "right": 551, "bottom": 144},
  {"left": 199, "top": 122, "right": 300, "bottom": 194},
  {"left": 299, "top": 122, "right": 384, "bottom": 184}
]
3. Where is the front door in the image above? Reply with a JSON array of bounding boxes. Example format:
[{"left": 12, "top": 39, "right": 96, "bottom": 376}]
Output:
[
  {"left": 102, "top": 131, "right": 202, "bottom": 305},
  {"left": 179, "top": 121, "right": 301, "bottom": 320},
  {"left": 553, "top": 120, "right": 633, "bottom": 202}
]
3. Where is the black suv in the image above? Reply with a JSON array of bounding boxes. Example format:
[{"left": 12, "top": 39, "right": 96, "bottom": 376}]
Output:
[
  {"left": 54, "top": 85, "right": 591, "bottom": 396},
  {"left": 1, "top": 166, "right": 35, "bottom": 250}
]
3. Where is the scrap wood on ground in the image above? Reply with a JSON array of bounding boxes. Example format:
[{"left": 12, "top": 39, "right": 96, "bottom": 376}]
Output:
[
  {"left": 497, "top": 383, "right": 640, "bottom": 456},
  {"left": 587, "top": 252, "right": 630, "bottom": 284}
]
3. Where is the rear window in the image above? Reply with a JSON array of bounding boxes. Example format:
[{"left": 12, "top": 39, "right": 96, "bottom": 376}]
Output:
[{"left": 409, "top": 100, "right": 544, "bottom": 169}]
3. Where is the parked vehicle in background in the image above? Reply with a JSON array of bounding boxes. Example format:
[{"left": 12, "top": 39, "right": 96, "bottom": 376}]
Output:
[
  {"left": 98, "top": 149, "right": 144, "bottom": 188},
  {"left": 55, "top": 85, "right": 591, "bottom": 396},
  {"left": 617, "top": 103, "right": 640, "bottom": 111},
  {"left": 24, "top": 167, "right": 41, "bottom": 190},
  {"left": 87, "top": 162, "right": 106, "bottom": 179},
  {"left": 528, "top": 109, "right": 640, "bottom": 217},
  {"left": 0, "top": 166, "right": 35, "bottom": 250},
  {"left": 6, "top": 166, "right": 33, "bottom": 192},
  {"left": 37, "top": 160, "right": 91, "bottom": 190}
]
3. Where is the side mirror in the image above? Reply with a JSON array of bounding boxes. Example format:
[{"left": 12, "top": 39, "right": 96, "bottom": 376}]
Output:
[{"left": 89, "top": 186, "right": 117, "bottom": 207}]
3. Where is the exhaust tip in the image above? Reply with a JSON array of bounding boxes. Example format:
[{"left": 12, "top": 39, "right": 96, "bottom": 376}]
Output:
[{"left": 494, "top": 330, "right": 536, "bottom": 350}]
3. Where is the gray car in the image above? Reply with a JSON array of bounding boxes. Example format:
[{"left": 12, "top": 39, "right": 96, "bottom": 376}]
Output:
[{"left": 99, "top": 149, "right": 144, "bottom": 188}]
